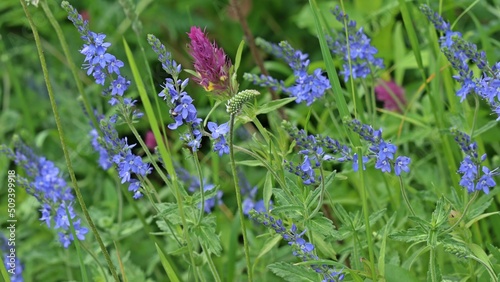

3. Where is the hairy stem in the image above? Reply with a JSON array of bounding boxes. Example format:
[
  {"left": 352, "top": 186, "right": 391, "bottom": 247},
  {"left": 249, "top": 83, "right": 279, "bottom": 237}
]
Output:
[{"left": 228, "top": 114, "right": 252, "bottom": 281}]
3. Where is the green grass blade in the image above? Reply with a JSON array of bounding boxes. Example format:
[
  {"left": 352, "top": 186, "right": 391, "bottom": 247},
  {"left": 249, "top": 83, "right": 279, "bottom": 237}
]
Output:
[{"left": 155, "top": 243, "right": 181, "bottom": 282}]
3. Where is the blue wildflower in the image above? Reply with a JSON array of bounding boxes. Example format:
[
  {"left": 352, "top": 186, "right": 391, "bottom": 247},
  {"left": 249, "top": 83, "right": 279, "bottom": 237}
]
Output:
[
  {"left": 207, "top": 122, "right": 230, "bottom": 156},
  {"left": 147, "top": 34, "right": 182, "bottom": 76},
  {"left": 148, "top": 34, "right": 204, "bottom": 151},
  {"left": 89, "top": 129, "right": 112, "bottom": 170},
  {"left": 476, "top": 167, "right": 497, "bottom": 194},
  {"left": 95, "top": 120, "right": 152, "bottom": 199},
  {"left": 250, "top": 211, "right": 344, "bottom": 281},
  {"left": 244, "top": 39, "right": 331, "bottom": 105},
  {"left": 347, "top": 119, "right": 411, "bottom": 175},
  {"left": 66, "top": 2, "right": 146, "bottom": 191},
  {"left": 421, "top": 4, "right": 500, "bottom": 120},
  {"left": 63, "top": 2, "right": 142, "bottom": 120},
  {"left": 283, "top": 121, "right": 354, "bottom": 185},
  {"left": 452, "top": 129, "right": 498, "bottom": 194},
  {"left": 328, "top": 6, "right": 384, "bottom": 81},
  {"left": 1, "top": 141, "right": 88, "bottom": 248},
  {"left": 394, "top": 156, "right": 411, "bottom": 176}
]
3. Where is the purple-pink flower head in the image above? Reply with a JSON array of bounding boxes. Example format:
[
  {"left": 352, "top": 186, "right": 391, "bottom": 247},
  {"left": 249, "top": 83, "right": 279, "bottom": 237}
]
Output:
[
  {"left": 187, "top": 26, "right": 233, "bottom": 96},
  {"left": 375, "top": 80, "right": 406, "bottom": 112}
]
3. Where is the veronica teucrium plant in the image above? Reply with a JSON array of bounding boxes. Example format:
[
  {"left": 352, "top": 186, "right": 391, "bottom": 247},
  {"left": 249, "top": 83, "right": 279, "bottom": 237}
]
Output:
[{"left": 3, "top": 1, "right": 500, "bottom": 282}]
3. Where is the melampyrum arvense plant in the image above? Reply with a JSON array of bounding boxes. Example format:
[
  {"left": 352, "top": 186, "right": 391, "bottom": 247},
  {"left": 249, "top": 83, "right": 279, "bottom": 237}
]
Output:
[{"left": 2, "top": 1, "right": 500, "bottom": 282}]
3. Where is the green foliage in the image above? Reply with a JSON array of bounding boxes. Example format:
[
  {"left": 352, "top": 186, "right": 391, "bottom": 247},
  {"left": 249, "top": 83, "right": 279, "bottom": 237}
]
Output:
[{"left": 2, "top": 0, "right": 500, "bottom": 281}]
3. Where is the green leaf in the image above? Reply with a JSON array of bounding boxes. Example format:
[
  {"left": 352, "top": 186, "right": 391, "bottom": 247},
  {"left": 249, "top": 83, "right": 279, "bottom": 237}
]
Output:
[
  {"left": 486, "top": 244, "right": 500, "bottom": 274},
  {"left": 431, "top": 197, "right": 450, "bottom": 228},
  {"left": 256, "top": 97, "right": 296, "bottom": 115},
  {"left": 469, "top": 243, "right": 493, "bottom": 268},
  {"left": 323, "top": 170, "right": 337, "bottom": 189},
  {"left": 235, "top": 159, "right": 265, "bottom": 167},
  {"left": 233, "top": 40, "right": 245, "bottom": 76},
  {"left": 332, "top": 204, "right": 352, "bottom": 226},
  {"left": 469, "top": 195, "right": 496, "bottom": 219},
  {"left": 304, "top": 187, "right": 321, "bottom": 211},
  {"left": 271, "top": 204, "right": 304, "bottom": 215},
  {"left": 399, "top": 245, "right": 430, "bottom": 270},
  {"left": 305, "top": 215, "right": 339, "bottom": 239},
  {"left": 472, "top": 120, "right": 498, "bottom": 137},
  {"left": 255, "top": 234, "right": 282, "bottom": 262},
  {"left": 155, "top": 243, "right": 181, "bottom": 282},
  {"left": 194, "top": 215, "right": 222, "bottom": 256},
  {"left": 264, "top": 171, "right": 273, "bottom": 211},
  {"left": 268, "top": 261, "right": 319, "bottom": 282},
  {"left": 378, "top": 213, "right": 396, "bottom": 278},
  {"left": 389, "top": 228, "right": 427, "bottom": 243},
  {"left": 486, "top": 243, "right": 500, "bottom": 262},
  {"left": 156, "top": 203, "right": 182, "bottom": 225},
  {"left": 368, "top": 208, "right": 387, "bottom": 226},
  {"left": 408, "top": 216, "right": 429, "bottom": 229}
]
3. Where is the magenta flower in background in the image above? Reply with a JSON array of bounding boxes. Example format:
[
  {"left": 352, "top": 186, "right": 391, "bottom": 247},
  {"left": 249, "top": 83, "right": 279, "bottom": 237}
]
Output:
[
  {"left": 145, "top": 130, "right": 157, "bottom": 150},
  {"left": 187, "top": 26, "right": 233, "bottom": 96},
  {"left": 375, "top": 80, "right": 406, "bottom": 112}
]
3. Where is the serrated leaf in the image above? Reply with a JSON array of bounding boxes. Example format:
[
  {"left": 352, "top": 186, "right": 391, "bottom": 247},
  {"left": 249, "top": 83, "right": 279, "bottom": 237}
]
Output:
[
  {"left": 408, "top": 216, "right": 429, "bottom": 229},
  {"left": 305, "top": 215, "right": 339, "bottom": 239},
  {"left": 389, "top": 228, "right": 427, "bottom": 243},
  {"left": 273, "top": 189, "right": 292, "bottom": 206},
  {"left": 156, "top": 203, "right": 182, "bottom": 224},
  {"left": 305, "top": 187, "right": 321, "bottom": 210},
  {"left": 194, "top": 216, "right": 222, "bottom": 256},
  {"left": 285, "top": 176, "right": 304, "bottom": 201},
  {"left": 431, "top": 197, "right": 450, "bottom": 228},
  {"left": 268, "top": 261, "right": 319, "bottom": 282},
  {"left": 271, "top": 204, "right": 303, "bottom": 215},
  {"left": 368, "top": 208, "right": 386, "bottom": 226},
  {"left": 332, "top": 204, "right": 352, "bottom": 226},
  {"left": 323, "top": 170, "right": 337, "bottom": 188},
  {"left": 256, "top": 98, "right": 296, "bottom": 115},
  {"left": 486, "top": 243, "right": 500, "bottom": 262},
  {"left": 469, "top": 197, "right": 494, "bottom": 219}
]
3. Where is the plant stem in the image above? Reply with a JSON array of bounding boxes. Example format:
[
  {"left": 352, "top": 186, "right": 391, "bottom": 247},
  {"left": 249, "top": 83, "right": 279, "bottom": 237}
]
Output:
[
  {"left": 357, "top": 149, "right": 376, "bottom": 280},
  {"left": 191, "top": 151, "right": 206, "bottom": 224},
  {"left": 309, "top": 163, "right": 325, "bottom": 219},
  {"left": 228, "top": 114, "right": 252, "bottom": 281},
  {"left": 429, "top": 247, "right": 437, "bottom": 282},
  {"left": 201, "top": 244, "right": 222, "bottom": 282},
  {"left": 442, "top": 191, "right": 478, "bottom": 234},
  {"left": 126, "top": 119, "right": 172, "bottom": 187},
  {"left": 399, "top": 176, "right": 416, "bottom": 216},
  {"left": 20, "top": 1, "right": 119, "bottom": 280}
]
